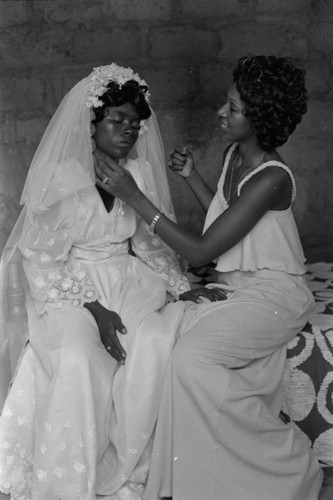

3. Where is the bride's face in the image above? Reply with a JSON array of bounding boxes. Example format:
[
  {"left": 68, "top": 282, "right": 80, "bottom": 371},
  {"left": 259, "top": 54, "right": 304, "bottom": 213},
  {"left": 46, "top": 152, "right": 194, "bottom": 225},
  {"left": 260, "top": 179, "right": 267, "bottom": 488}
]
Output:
[{"left": 93, "top": 102, "right": 141, "bottom": 160}]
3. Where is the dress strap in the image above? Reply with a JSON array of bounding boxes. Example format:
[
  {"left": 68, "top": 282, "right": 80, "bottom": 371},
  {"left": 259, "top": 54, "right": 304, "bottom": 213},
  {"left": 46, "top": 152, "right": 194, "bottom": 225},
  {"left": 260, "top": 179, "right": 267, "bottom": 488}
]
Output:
[
  {"left": 237, "top": 161, "right": 297, "bottom": 203},
  {"left": 217, "top": 143, "right": 238, "bottom": 203}
]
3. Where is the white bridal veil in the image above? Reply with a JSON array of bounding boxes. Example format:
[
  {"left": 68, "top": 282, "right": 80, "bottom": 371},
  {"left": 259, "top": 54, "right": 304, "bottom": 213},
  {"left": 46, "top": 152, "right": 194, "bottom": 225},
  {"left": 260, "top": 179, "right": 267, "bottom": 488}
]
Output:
[{"left": 0, "top": 64, "right": 176, "bottom": 410}]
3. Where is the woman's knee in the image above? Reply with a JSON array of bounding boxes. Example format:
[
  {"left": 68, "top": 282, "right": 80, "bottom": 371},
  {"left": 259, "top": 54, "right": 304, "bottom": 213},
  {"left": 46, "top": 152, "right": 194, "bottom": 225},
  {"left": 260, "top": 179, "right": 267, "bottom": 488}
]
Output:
[{"left": 171, "top": 332, "right": 203, "bottom": 379}]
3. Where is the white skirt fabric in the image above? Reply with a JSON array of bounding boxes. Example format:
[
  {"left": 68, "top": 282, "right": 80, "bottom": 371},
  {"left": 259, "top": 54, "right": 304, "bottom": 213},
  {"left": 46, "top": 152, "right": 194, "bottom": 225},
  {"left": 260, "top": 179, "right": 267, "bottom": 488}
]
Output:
[
  {"left": 0, "top": 253, "right": 185, "bottom": 500},
  {"left": 144, "top": 270, "right": 323, "bottom": 500}
]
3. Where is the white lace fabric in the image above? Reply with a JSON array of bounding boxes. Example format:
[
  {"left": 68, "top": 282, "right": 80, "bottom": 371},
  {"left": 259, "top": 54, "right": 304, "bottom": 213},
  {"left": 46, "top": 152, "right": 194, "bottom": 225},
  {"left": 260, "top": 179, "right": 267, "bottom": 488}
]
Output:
[
  {"left": 19, "top": 189, "right": 99, "bottom": 314},
  {"left": 131, "top": 216, "right": 189, "bottom": 300}
]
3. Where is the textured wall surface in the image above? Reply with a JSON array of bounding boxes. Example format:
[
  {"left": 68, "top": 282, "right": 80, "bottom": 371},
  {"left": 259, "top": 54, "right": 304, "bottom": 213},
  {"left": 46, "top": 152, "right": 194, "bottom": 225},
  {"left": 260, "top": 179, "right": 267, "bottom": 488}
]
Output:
[{"left": 0, "top": 0, "right": 332, "bottom": 261}]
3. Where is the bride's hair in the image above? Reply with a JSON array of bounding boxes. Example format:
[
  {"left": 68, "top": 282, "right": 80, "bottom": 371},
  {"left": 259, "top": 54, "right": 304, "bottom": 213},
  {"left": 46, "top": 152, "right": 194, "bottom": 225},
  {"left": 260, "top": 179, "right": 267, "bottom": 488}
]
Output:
[{"left": 93, "top": 80, "right": 151, "bottom": 123}]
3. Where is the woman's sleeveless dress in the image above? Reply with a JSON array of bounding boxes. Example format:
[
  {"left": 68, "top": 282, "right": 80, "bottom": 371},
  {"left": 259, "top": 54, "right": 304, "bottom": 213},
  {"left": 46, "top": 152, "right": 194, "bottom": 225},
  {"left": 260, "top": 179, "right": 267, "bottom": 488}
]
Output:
[{"left": 144, "top": 144, "right": 323, "bottom": 500}]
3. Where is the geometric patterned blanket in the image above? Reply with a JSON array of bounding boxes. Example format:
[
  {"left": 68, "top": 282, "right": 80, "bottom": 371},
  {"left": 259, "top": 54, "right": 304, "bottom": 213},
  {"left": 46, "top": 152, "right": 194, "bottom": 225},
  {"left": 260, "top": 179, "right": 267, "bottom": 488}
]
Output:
[
  {"left": 187, "top": 262, "right": 333, "bottom": 470},
  {"left": 281, "top": 263, "right": 333, "bottom": 470}
]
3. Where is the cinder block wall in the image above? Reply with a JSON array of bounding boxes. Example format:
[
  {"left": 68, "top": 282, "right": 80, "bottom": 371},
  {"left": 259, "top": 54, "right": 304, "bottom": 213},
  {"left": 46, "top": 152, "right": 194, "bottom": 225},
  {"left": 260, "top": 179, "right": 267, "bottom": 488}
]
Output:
[{"left": 0, "top": 0, "right": 332, "bottom": 261}]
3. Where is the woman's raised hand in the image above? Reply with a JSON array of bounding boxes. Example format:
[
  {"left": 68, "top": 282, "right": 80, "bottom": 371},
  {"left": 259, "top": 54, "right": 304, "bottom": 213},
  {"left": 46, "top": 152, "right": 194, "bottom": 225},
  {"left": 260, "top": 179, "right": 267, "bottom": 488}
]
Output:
[{"left": 168, "top": 146, "right": 195, "bottom": 179}]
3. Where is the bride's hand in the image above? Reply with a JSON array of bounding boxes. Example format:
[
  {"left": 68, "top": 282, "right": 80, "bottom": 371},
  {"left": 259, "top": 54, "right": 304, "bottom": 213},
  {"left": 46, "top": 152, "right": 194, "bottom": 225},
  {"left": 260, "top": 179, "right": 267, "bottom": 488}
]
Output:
[
  {"left": 94, "top": 150, "right": 140, "bottom": 202},
  {"left": 84, "top": 300, "right": 127, "bottom": 364}
]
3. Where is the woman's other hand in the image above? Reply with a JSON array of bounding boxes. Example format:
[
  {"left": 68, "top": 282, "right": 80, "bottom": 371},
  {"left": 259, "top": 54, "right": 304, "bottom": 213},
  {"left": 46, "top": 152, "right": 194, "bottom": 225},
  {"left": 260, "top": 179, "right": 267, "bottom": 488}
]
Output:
[
  {"left": 179, "top": 286, "right": 227, "bottom": 303},
  {"left": 84, "top": 301, "right": 127, "bottom": 364},
  {"left": 168, "top": 146, "right": 195, "bottom": 179},
  {"left": 94, "top": 150, "right": 139, "bottom": 202}
]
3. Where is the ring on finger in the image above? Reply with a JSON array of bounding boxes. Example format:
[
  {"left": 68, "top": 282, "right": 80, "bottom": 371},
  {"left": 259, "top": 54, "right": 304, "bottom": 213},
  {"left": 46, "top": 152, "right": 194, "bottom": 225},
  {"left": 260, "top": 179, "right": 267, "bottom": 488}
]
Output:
[{"left": 102, "top": 176, "right": 109, "bottom": 184}]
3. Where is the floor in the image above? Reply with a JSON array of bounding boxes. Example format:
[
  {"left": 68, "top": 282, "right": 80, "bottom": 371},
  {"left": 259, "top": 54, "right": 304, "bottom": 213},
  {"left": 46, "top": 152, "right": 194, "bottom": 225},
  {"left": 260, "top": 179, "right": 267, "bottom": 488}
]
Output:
[{"left": 0, "top": 479, "right": 332, "bottom": 499}]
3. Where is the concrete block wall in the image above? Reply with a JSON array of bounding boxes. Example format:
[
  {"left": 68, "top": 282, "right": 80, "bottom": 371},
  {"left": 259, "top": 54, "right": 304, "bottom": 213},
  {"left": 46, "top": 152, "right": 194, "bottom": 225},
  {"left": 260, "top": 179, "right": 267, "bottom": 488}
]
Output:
[{"left": 0, "top": 0, "right": 332, "bottom": 261}]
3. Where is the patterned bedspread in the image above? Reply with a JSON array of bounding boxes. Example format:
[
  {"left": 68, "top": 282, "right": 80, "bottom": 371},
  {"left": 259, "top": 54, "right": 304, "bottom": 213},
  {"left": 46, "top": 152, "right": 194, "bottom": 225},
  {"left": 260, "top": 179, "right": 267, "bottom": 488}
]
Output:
[
  {"left": 187, "top": 262, "right": 333, "bottom": 469},
  {"left": 281, "top": 263, "right": 333, "bottom": 469}
]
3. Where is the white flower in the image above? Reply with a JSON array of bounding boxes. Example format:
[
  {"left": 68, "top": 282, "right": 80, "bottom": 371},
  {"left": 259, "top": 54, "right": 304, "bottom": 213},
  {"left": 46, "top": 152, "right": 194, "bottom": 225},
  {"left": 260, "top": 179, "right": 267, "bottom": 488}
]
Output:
[
  {"left": 48, "top": 270, "right": 61, "bottom": 280},
  {"left": 61, "top": 277, "right": 73, "bottom": 290},
  {"left": 48, "top": 288, "right": 59, "bottom": 299},
  {"left": 44, "top": 421, "right": 52, "bottom": 431},
  {"left": 75, "top": 271, "right": 86, "bottom": 280},
  {"left": 86, "top": 63, "right": 150, "bottom": 108},
  {"left": 18, "top": 415, "right": 29, "bottom": 426},
  {"left": 54, "top": 466, "right": 67, "bottom": 478},
  {"left": 138, "top": 240, "right": 148, "bottom": 250},
  {"left": 40, "top": 252, "right": 51, "bottom": 262},
  {"left": 40, "top": 444, "right": 47, "bottom": 454},
  {"left": 1, "top": 441, "right": 12, "bottom": 450},
  {"left": 139, "top": 120, "right": 148, "bottom": 136},
  {"left": 151, "top": 236, "right": 160, "bottom": 246},
  {"left": 36, "top": 469, "right": 47, "bottom": 481},
  {"left": 73, "top": 462, "right": 86, "bottom": 474},
  {"left": 21, "top": 247, "right": 34, "bottom": 257},
  {"left": 2, "top": 407, "right": 13, "bottom": 419},
  {"left": 34, "top": 276, "right": 46, "bottom": 288},
  {"left": 156, "top": 256, "right": 167, "bottom": 266}
]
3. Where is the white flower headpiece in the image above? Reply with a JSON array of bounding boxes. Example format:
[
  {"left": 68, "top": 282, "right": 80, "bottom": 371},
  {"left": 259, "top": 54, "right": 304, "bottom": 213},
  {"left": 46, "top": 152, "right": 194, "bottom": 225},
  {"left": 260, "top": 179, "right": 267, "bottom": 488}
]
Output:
[{"left": 86, "top": 63, "right": 150, "bottom": 108}]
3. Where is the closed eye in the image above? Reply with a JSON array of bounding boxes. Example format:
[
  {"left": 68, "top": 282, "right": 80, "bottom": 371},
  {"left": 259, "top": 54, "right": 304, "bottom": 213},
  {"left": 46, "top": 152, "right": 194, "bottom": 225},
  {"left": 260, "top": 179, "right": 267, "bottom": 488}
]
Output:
[{"left": 131, "top": 121, "right": 141, "bottom": 130}]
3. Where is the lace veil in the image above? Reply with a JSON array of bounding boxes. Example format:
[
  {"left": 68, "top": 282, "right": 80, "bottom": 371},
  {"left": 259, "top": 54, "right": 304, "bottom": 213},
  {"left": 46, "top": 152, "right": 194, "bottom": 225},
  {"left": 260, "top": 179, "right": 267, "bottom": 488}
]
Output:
[{"left": 0, "top": 64, "right": 175, "bottom": 409}]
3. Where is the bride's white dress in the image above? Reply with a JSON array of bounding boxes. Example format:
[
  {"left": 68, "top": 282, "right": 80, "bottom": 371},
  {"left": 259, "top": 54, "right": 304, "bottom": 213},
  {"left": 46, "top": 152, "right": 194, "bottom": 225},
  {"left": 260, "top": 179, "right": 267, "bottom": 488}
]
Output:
[{"left": 0, "top": 160, "right": 189, "bottom": 500}]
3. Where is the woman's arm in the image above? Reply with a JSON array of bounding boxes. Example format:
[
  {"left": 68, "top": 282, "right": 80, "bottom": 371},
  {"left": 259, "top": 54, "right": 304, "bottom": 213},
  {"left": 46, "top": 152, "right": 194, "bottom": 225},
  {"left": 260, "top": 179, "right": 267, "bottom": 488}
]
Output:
[
  {"left": 168, "top": 147, "right": 214, "bottom": 211},
  {"left": 95, "top": 158, "right": 289, "bottom": 268}
]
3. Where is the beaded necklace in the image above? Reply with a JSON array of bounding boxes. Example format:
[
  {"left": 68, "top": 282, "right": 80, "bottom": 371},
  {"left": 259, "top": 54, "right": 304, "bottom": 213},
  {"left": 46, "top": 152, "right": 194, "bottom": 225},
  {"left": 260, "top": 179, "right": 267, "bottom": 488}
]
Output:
[{"left": 226, "top": 150, "right": 266, "bottom": 204}]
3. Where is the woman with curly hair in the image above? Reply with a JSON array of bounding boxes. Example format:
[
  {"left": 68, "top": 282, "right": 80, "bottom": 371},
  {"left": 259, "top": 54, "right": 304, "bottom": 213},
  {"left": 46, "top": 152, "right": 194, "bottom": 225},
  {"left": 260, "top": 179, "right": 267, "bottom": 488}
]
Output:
[{"left": 95, "top": 55, "right": 323, "bottom": 499}]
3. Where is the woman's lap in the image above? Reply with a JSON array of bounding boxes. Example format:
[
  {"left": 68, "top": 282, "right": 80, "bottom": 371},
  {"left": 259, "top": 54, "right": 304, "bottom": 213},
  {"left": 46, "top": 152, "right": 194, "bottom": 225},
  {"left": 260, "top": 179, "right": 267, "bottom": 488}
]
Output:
[{"left": 145, "top": 284, "right": 322, "bottom": 500}]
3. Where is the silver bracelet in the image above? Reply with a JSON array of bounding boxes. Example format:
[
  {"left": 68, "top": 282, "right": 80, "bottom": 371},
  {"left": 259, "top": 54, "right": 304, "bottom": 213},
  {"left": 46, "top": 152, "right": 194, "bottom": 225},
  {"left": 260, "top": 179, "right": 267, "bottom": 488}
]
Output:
[{"left": 149, "top": 212, "right": 163, "bottom": 233}]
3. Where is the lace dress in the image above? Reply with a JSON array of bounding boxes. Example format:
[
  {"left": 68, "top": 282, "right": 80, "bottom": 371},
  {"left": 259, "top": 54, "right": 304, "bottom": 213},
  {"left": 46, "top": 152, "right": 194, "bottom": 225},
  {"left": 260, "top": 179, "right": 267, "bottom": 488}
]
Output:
[{"left": 0, "top": 159, "right": 189, "bottom": 500}]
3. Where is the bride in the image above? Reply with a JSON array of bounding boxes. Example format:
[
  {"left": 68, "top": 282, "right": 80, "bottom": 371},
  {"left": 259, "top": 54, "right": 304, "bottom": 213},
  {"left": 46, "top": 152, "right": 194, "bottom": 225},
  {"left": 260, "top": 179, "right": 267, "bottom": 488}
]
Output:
[{"left": 0, "top": 63, "right": 189, "bottom": 500}]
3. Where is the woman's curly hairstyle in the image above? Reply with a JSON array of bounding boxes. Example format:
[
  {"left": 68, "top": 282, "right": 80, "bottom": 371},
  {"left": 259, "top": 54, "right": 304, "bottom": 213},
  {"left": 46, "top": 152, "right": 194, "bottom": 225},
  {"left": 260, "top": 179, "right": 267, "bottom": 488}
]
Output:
[
  {"left": 93, "top": 79, "right": 151, "bottom": 123},
  {"left": 233, "top": 55, "right": 308, "bottom": 151}
]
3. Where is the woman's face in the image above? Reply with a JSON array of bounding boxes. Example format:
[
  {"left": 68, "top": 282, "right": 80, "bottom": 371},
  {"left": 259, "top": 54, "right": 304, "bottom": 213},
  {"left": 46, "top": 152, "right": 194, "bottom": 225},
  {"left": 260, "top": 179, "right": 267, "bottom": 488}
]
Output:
[
  {"left": 93, "top": 102, "right": 141, "bottom": 160},
  {"left": 217, "top": 83, "right": 254, "bottom": 143}
]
